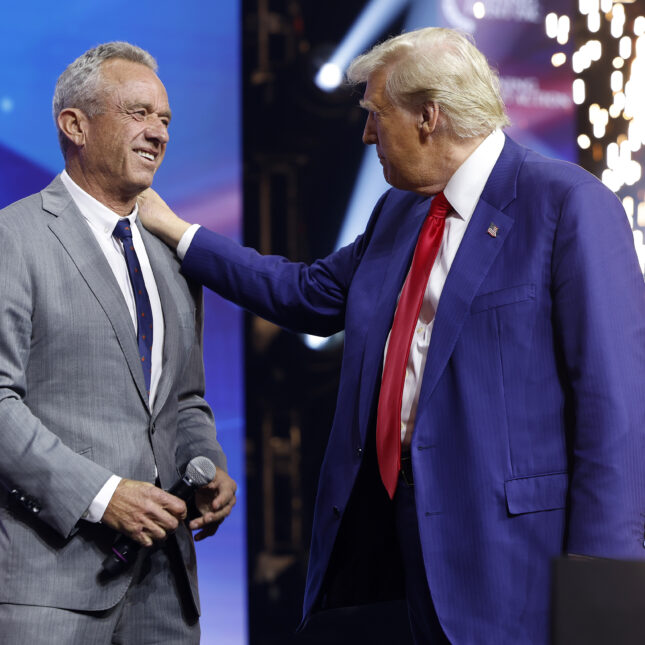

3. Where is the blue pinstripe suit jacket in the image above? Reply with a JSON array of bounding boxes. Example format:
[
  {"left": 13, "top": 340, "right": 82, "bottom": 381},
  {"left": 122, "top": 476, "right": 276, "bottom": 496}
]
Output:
[{"left": 182, "top": 135, "right": 645, "bottom": 644}]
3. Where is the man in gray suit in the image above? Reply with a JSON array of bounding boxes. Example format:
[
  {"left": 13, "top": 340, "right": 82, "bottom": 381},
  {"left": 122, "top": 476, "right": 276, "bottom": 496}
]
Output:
[{"left": 0, "top": 42, "right": 236, "bottom": 644}]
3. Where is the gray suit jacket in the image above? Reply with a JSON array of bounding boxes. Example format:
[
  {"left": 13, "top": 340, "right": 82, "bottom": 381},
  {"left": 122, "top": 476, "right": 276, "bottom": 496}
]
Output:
[{"left": 0, "top": 176, "right": 226, "bottom": 612}]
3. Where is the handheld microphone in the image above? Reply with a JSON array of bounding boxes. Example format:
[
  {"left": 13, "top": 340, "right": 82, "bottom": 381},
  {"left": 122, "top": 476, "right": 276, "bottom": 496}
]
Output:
[{"left": 101, "top": 456, "right": 216, "bottom": 576}]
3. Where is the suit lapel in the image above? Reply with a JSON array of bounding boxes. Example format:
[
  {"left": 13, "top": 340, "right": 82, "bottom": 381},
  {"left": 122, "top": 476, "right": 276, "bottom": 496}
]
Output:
[
  {"left": 43, "top": 177, "right": 150, "bottom": 405},
  {"left": 357, "top": 195, "right": 432, "bottom": 438},
  {"left": 417, "top": 203, "right": 514, "bottom": 406},
  {"left": 415, "top": 136, "right": 525, "bottom": 409}
]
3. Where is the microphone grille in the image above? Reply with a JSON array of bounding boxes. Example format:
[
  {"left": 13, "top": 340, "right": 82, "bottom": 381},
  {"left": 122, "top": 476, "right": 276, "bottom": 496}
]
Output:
[{"left": 185, "top": 456, "right": 216, "bottom": 486}]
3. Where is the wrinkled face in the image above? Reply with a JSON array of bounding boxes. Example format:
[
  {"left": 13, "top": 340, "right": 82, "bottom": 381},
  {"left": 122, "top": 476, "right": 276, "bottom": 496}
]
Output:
[
  {"left": 80, "top": 58, "right": 171, "bottom": 204},
  {"left": 360, "top": 68, "right": 425, "bottom": 192}
]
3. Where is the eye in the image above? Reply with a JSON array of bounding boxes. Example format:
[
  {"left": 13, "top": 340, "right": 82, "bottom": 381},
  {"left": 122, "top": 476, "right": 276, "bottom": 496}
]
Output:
[{"left": 131, "top": 109, "right": 146, "bottom": 121}]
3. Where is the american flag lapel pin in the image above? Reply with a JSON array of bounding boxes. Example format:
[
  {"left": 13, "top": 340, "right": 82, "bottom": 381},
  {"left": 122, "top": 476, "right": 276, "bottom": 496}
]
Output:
[{"left": 487, "top": 222, "right": 499, "bottom": 238}]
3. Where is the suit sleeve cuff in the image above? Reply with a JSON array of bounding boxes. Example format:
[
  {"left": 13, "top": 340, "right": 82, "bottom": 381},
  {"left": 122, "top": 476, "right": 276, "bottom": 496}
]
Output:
[
  {"left": 177, "top": 224, "right": 201, "bottom": 260},
  {"left": 82, "top": 475, "right": 122, "bottom": 523}
]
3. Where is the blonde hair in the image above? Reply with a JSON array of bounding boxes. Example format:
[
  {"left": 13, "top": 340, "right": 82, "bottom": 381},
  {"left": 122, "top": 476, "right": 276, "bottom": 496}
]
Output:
[{"left": 347, "top": 27, "right": 509, "bottom": 139}]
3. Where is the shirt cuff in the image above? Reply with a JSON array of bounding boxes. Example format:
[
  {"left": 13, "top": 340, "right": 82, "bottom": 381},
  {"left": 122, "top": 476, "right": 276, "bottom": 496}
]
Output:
[
  {"left": 177, "top": 224, "right": 201, "bottom": 260},
  {"left": 82, "top": 475, "right": 122, "bottom": 523}
]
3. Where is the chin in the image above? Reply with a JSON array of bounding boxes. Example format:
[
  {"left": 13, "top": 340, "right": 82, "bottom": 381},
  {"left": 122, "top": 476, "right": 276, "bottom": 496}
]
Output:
[
  {"left": 384, "top": 175, "right": 404, "bottom": 191},
  {"left": 123, "top": 183, "right": 153, "bottom": 204},
  {"left": 130, "top": 174, "right": 155, "bottom": 192}
]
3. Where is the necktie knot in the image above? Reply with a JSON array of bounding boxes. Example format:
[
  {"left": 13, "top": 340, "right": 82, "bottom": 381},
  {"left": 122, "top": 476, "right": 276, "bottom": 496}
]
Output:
[
  {"left": 113, "top": 219, "right": 134, "bottom": 241},
  {"left": 429, "top": 192, "right": 451, "bottom": 220}
]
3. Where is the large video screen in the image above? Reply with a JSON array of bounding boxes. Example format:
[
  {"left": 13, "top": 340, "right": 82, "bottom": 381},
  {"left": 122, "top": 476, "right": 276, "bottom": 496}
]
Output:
[{"left": 0, "top": 3, "right": 246, "bottom": 643}]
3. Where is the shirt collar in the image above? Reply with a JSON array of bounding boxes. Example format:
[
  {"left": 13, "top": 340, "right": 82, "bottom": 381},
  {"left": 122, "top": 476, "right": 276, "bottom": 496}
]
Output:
[
  {"left": 443, "top": 129, "right": 505, "bottom": 223},
  {"left": 60, "top": 169, "right": 139, "bottom": 237}
]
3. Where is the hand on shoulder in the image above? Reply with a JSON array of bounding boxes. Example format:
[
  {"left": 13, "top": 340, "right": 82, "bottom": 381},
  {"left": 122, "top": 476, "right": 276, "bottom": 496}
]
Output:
[{"left": 137, "top": 188, "right": 191, "bottom": 247}]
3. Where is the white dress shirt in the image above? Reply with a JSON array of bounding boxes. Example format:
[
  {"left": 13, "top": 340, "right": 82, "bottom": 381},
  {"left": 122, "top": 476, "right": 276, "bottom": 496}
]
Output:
[
  {"left": 389, "top": 129, "right": 505, "bottom": 450},
  {"left": 60, "top": 170, "right": 165, "bottom": 521},
  {"left": 178, "top": 224, "right": 200, "bottom": 259}
]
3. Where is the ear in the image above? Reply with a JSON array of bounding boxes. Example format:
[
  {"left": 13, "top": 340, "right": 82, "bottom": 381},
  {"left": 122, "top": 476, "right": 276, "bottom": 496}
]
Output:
[
  {"left": 57, "top": 108, "right": 89, "bottom": 148},
  {"left": 419, "top": 101, "right": 440, "bottom": 137}
]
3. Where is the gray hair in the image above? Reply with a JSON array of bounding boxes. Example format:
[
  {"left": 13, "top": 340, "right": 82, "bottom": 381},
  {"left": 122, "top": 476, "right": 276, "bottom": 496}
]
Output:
[
  {"left": 346, "top": 27, "right": 509, "bottom": 139},
  {"left": 52, "top": 41, "right": 158, "bottom": 155}
]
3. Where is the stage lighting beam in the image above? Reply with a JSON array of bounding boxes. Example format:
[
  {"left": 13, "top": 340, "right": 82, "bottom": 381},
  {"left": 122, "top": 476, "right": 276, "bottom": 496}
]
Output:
[{"left": 313, "top": 0, "right": 410, "bottom": 92}]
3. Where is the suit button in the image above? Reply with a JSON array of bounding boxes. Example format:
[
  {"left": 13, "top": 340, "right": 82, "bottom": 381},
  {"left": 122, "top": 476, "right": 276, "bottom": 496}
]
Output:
[
  {"left": 356, "top": 447, "right": 363, "bottom": 457},
  {"left": 332, "top": 506, "right": 341, "bottom": 518}
]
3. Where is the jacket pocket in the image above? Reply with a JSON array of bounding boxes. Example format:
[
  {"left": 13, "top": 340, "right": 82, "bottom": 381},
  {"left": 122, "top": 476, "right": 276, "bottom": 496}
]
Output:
[
  {"left": 471, "top": 283, "right": 536, "bottom": 313},
  {"left": 505, "top": 471, "right": 568, "bottom": 515}
]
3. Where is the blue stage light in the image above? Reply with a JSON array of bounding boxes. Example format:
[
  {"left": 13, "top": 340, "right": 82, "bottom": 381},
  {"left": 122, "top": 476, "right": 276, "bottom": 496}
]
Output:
[
  {"left": 315, "top": 62, "right": 344, "bottom": 92},
  {"left": 335, "top": 146, "right": 390, "bottom": 250},
  {"left": 313, "top": 0, "right": 410, "bottom": 92}
]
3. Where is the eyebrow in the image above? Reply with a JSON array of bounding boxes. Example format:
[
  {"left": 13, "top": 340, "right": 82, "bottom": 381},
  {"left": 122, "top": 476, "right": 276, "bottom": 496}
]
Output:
[{"left": 359, "top": 99, "right": 377, "bottom": 112}]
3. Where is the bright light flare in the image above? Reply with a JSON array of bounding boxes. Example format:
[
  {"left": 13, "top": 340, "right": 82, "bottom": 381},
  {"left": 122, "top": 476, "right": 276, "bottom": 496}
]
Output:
[
  {"left": 313, "top": 0, "right": 409, "bottom": 93},
  {"left": 623, "top": 195, "right": 634, "bottom": 220},
  {"left": 578, "top": 134, "right": 591, "bottom": 149},
  {"left": 473, "top": 2, "right": 486, "bottom": 19},
  {"left": 546, "top": 13, "right": 558, "bottom": 38},
  {"left": 619, "top": 36, "right": 632, "bottom": 59},
  {"left": 551, "top": 52, "right": 566, "bottom": 67},
  {"left": 573, "top": 78, "right": 586, "bottom": 104},
  {"left": 588, "top": 10, "right": 601, "bottom": 32},
  {"left": 557, "top": 15, "right": 571, "bottom": 44},
  {"left": 315, "top": 62, "right": 344, "bottom": 92},
  {"left": 635, "top": 16, "right": 645, "bottom": 37},
  {"left": 611, "top": 3, "right": 625, "bottom": 38}
]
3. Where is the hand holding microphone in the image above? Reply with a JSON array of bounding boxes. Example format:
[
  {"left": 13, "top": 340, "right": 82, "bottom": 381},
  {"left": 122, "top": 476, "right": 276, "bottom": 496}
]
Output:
[{"left": 101, "top": 456, "right": 216, "bottom": 576}]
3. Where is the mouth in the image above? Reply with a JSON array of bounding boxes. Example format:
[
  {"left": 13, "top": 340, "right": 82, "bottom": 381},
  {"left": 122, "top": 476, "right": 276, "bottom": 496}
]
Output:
[{"left": 134, "top": 149, "right": 157, "bottom": 163}]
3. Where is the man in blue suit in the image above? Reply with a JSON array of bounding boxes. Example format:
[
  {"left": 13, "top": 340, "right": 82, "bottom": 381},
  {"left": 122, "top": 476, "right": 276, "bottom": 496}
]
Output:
[{"left": 140, "top": 27, "right": 645, "bottom": 644}]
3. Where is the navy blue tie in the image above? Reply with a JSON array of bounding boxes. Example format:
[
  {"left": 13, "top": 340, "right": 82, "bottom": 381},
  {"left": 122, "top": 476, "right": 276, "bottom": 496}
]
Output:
[{"left": 113, "top": 219, "right": 153, "bottom": 395}]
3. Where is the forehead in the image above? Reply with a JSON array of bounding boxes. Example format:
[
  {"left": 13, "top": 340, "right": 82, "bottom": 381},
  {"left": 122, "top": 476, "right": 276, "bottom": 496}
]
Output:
[
  {"left": 362, "top": 67, "right": 390, "bottom": 108},
  {"left": 99, "top": 59, "right": 169, "bottom": 107}
]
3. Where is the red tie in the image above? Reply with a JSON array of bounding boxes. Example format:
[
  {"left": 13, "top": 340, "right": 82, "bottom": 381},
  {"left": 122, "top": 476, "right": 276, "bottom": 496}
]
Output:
[{"left": 376, "top": 192, "right": 451, "bottom": 498}]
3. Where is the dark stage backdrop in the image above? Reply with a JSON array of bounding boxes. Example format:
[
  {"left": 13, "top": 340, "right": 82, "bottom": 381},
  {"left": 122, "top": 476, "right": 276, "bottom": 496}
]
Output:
[{"left": 0, "top": 3, "right": 246, "bottom": 643}]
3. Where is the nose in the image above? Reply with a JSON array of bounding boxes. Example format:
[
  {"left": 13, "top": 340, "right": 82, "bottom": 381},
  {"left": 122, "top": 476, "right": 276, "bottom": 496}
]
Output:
[
  {"left": 362, "top": 112, "right": 377, "bottom": 145},
  {"left": 146, "top": 116, "right": 170, "bottom": 145}
]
